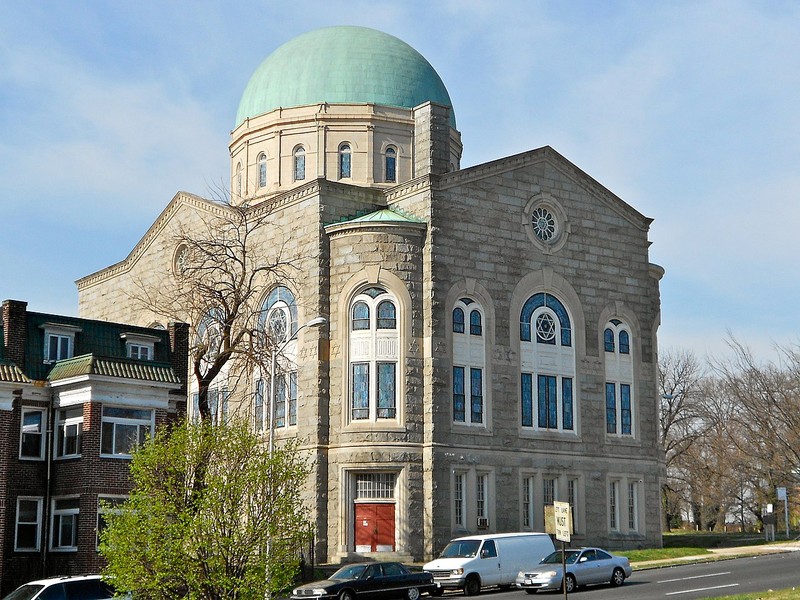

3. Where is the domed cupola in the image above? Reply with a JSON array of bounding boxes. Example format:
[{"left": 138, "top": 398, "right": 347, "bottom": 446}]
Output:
[{"left": 229, "top": 26, "right": 462, "bottom": 204}]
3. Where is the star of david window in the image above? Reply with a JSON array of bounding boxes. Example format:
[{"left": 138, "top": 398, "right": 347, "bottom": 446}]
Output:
[
  {"left": 531, "top": 207, "right": 556, "bottom": 242},
  {"left": 535, "top": 312, "right": 556, "bottom": 343},
  {"left": 268, "top": 308, "right": 288, "bottom": 343}
]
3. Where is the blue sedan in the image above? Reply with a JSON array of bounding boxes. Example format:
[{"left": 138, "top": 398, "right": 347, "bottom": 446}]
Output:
[{"left": 515, "top": 547, "right": 632, "bottom": 593}]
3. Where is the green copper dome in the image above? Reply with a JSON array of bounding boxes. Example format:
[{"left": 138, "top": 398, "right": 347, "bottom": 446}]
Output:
[{"left": 235, "top": 26, "right": 456, "bottom": 128}]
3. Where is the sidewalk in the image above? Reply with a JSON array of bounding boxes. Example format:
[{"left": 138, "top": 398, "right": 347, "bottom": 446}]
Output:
[{"left": 632, "top": 540, "right": 800, "bottom": 569}]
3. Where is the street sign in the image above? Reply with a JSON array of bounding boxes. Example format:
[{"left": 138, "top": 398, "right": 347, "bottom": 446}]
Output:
[
  {"left": 777, "top": 487, "right": 787, "bottom": 501},
  {"left": 554, "top": 501, "right": 571, "bottom": 543}
]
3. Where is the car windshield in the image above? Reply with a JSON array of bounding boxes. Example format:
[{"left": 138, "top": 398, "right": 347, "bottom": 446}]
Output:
[
  {"left": 439, "top": 540, "right": 481, "bottom": 558},
  {"left": 541, "top": 551, "right": 580, "bottom": 565},
  {"left": 2, "top": 585, "right": 45, "bottom": 600},
  {"left": 330, "top": 565, "right": 368, "bottom": 580}
]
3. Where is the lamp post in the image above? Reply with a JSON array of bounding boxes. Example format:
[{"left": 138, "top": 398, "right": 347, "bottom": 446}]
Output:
[{"left": 268, "top": 315, "right": 326, "bottom": 456}]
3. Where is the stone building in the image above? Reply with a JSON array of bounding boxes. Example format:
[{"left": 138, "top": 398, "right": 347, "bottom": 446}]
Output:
[
  {"left": 76, "top": 26, "right": 665, "bottom": 565},
  {"left": 0, "top": 299, "right": 187, "bottom": 594}
]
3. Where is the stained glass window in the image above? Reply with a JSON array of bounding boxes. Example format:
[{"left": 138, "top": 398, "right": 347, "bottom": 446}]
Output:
[
  {"left": 538, "top": 374, "right": 558, "bottom": 429},
  {"left": 377, "top": 362, "right": 396, "bottom": 418},
  {"left": 385, "top": 147, "right": 396, "bottom": 182},
  {"left": 619, "top": 330, "right": 630, "bottom": 354},
  {"left": 258, "top": 153, "right": 267, "bottom": 187},
  {"left": 377, "top": 300, "right": 396, "bottom": 329},
  {"left": 470, "top": 368, "right": 483, "bottom": 423},
  {"left": 606, "top": 383, "right": 617, "bottom": 434},
  {"left": 521, "top": 373, "right": 533, "bottom": 427},
  {"left": 520, "top": 293, "right": 571, "bottom": 346},
  {"left": 294, "top": 147, "right": 305, "bottom": 181},
  {"left": 469, "top": 310, "right": 482, "bottom": 336},
  {"left": 621, "top": 384, "right": 631, "bottom": 434},
  {"left": 604, "top": 328, "right": 615, "bottom": 352},
  {"left": 352, "top": 302, "right": 370, "bottom": 330},
  {"left": 562, "top": 377, "right": 573, "bottom": 430},
  {"left": 352, "top": 363, "right": 369, "bottom": 420},
  {"left": 453, "top": 307, "right": 465, "bottom": 333},
  {"left": 339, "top": 144, "right": 351, "bottom": 179},
  {"left": 453, "top": 367, "right": 466, "bottom": 422}
]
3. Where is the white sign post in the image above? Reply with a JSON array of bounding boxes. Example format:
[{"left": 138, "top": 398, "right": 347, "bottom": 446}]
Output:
[
  {"left": 553, "top": 501, "right": 571, "bottom": 599},
  {"left": 777, "top": 487, "right": 789, "bottom": 538},
  {"left": 554, "top": 501, "right": 571, "bottom": 543}
]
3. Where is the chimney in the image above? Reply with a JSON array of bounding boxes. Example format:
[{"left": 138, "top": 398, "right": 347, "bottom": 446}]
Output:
[
  {"left": 2, "top": 299, "right": 28, "bottom": 370},
  {"left": 168, "top": 321, "right": 190, "bottom": 392}
]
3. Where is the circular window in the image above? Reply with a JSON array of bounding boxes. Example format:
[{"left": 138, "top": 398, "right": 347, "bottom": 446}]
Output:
[
  {"left": 523, "top": 193, "right": 569, "bottom": 253},
  {"left": 535, "top": 313, "right": 556, "bottom": 342},
  {"left": 173, "top": 244, "right": 189, "bottom": 277},
  {"left": 531, "top": 207, "right": 556, "bottom": 242},
  {"left": 268, "top": 308, "right": 288, "bottom": 342}
]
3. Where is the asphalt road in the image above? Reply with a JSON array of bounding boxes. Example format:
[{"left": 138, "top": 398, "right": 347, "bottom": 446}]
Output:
[{"left": 460, "top": 551, "right": 800, "bottom": 600}]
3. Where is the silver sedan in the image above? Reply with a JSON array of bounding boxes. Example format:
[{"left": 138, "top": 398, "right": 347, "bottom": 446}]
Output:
[{"left": 516, "top": 547, "right": 632, "bottom": 593}]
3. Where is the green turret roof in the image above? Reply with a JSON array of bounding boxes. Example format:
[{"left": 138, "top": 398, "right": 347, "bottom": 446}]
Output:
[{"left": 235, "top": 26, "right": 456, "bottom": 128}]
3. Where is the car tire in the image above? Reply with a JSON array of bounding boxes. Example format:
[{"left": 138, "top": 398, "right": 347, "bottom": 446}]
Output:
[
  {"left": 339, "top": 590, "right": 355, "bottom": 600},
  {"left": 611, "top": 567, "right": 626, "bottom": 586},
  {"left": 406, "top": 587, "right": 420, "bottom": 600},
  {"left": 464, "top": 575, "right": 481, "bottom": 596},
  {"left": 564, "top": 574, "right": 576, "bottom": 594}
]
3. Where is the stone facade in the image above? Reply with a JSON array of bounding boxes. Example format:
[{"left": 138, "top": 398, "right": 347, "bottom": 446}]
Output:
[{"left": 74, "top": 26, "right": 665, "bottom": 567}]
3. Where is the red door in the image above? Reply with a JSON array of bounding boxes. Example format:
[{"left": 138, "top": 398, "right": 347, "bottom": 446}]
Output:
[{"left": 354, "top": 503, "right": 395, "bottom": 552}]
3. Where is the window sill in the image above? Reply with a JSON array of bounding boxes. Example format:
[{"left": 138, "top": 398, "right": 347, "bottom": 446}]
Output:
[
  {"left": 53, "top": 455, "right": 82, "bottom": 461},
  {"left": 100, "top": 454, "right": 133, "bottom": 460},
  {"left": 18, "top": 456, "right": 46, "bottom": 462}
]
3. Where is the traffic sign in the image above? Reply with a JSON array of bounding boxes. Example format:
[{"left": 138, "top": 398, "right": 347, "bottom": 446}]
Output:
[{"left": 554, "top": 501, "right": 571, "bottom": 543}]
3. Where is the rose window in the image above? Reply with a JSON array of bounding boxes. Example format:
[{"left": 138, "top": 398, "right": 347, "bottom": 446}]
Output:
[{"left": 531, "top": 207, "right": 556, "bottom": 242}]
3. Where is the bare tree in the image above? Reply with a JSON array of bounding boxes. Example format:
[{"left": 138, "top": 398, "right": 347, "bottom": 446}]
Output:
[
  {"left": 658, "top": 349, "right": 710, "bottom": 529},
  {"left": 134, "top": 197, "right": 297, "bottom": 423},
  {"left": 713, "top": 337, "right": 800, "bottom": 522}
]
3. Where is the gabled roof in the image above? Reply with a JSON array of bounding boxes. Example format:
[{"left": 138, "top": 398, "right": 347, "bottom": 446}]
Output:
[{"left": 48, "top": 354, "right": 180, "bottom": 385}]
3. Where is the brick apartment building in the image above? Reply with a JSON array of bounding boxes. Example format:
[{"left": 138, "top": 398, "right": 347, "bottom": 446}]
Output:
[{"left": 0, "top": 299, "right": 188, "bottom": 594}]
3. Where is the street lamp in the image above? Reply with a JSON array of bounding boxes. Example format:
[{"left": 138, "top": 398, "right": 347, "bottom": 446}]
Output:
[{"left": 268, "top": 315, "right": 326, "bottom": 455}]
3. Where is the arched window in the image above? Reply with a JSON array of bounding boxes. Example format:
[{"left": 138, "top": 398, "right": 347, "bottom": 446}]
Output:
[
  {"left": 385, "top": 147, "right": 396, "bottom": 182},
  {"left": 604, "top": 328, "right": 615, "bottom": 352},
  {"left": 604, "top": 319, "right": 634, "bottom": 436},
  {"left": 339, "top": 143, "right": 351, "bottom": 179},
  {"left": 349, "top": 287, "right": 399, "bottom": 422},
  {"left": 453, "top": 297, "right": 485, "bottom": 425},
  {"left": 255, "top": 287, "right": 299, "bottom": 430},
  {"left": 294, "top": 147, "right": 305, "bottom": 181},
  {"left": 519, "top": 293, "right": 575, "bottom": 432},
  {"left": 192, "top": 310, "right": 229, "bottom": 426},
  {"left": 469, "top": 310, "right": 482, "bottom": 336},
  {"left": 377, "top": 300, "right": 396, "bottom": 329},
  {"left": 257, "top": 153, "right": 267, "bottom": 188},
  {"left": 452, "top": 307, "right": 465, "bottom": 334},
  {"left": 352, "top": 302, "right": 370, "bottom": 330}
]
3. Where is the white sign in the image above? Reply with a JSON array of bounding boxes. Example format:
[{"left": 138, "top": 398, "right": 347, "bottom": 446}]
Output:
[
  {"left": 777, "top": 487, "right": 787, "bottom": 501},
  {"left": 554, "top": 501, "right": 571, "bottom": 543}
]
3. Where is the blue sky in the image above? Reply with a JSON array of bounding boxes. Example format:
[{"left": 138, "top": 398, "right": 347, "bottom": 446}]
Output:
[{"left": 1, "top": 0, "right": 798, "bottom": 360}]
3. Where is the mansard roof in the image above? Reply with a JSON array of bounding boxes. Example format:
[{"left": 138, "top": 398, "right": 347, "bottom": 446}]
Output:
[{"left": 47, "top": 354, "right": 180, "bottom": 384}]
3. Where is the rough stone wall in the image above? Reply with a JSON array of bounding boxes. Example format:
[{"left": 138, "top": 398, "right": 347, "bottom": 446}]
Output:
[
  {"left": 403, "top": 148, "right": 663, "bottom": 552},
  {"left": 325, "top": 223, "right": 427, "bottom": 561}
]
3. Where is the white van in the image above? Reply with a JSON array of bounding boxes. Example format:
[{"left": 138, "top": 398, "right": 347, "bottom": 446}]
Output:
[{"left": 423, "top": 532, "right": 555, "bottom": 595}]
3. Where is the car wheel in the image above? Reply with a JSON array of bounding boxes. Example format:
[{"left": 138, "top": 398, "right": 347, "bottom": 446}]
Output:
[
  {"left": 339, "top": 590, "right": 355, "bottom": 600},
  {"left": 564, "top": 574, "right": 576, "bottom": 594},
  {"left": 464, "top": 575, "right": 481, "bottom": 596},
  {"left": 611, "top": 567, "right": 626, "bottom": 587},
  {"left": 406, "top": 587, "right": 420, "bottom": 600}
]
